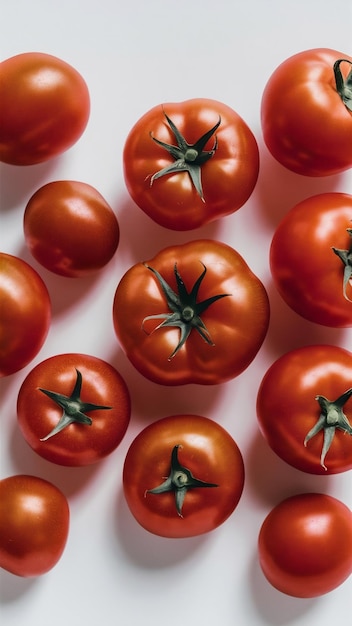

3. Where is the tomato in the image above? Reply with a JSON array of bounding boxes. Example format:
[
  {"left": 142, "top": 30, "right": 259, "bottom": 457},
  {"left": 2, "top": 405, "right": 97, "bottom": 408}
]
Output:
[
  {"left": 123, "top": 414, "right": 244, "bottom": 538},
  {"left": 0, "top": 52, "right": 90, "bottom": 165},
  {"left": 258, "top": 493, "right": 352, "bottom": 598},
  {"left": 270, "top": 193, "right": 352, "bottom": 327},
  {"left": 0, "top": 253, "right": 51, "bottom": 377},
  {"left": 123, "top": 98, "right": 259, "bottom": 230},
  {"left": 23, "top": 180, "right": 120, "bottom": 277},
  {"left": 17, "top": 353, "right": 131, "bottom": 466},
  {"left": 256, "top": 345, "right": 352, "bottom": 474},
  {"left": 261, "top": 48, "right": 352, "bottom": 176},
  {"left": 112, "top": 239, "right": 269, "bottom": 385},
  {"left": 0, "top": 474, "right": 69, "bottom": 577}
]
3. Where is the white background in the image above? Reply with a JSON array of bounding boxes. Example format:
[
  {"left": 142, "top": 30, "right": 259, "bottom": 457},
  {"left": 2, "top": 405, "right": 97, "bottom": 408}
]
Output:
[{"left": 1, "top": 1, "right": 351, "bottom": 625}]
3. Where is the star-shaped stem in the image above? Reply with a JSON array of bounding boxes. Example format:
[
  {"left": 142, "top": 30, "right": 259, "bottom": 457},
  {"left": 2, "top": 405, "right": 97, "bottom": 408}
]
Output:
[
  {"left": 332, "top": 228, "right": 352, "bottom": 301},
  {"left": 39, "top": 369, "right": 112, "bottom": 441},
  {"left": 150, "top": 110, "right": 221, "bottom": 201},
  {"left": 145, "top": 445, "right": 218, "bottom": 517},
  {"left": 304, "top": 388, "right": 352, "bottom": 470},
  {"left": 142, "top": 262, "right": 231, "bottom": 360},
  {"left": 333, "top": 58, "right": 352, "bottom": 112}
]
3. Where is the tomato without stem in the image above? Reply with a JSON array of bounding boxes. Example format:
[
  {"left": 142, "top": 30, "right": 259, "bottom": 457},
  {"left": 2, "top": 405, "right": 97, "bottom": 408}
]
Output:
[
  {"left": 24, "top": 180, "right": 120, "bottom": 277},
  {"left": 261, "top": 48, "right": 352, "bottom": 176},
  {"left": 123, "top": 98, "right": 259, "bottom": 230},
  {"left": 123, "top": 414, "right": 245, "bottom": 538},
  {"left": 0, "top": 475, "right": 69, "bottom": 577},
  {"left": 258, "top": 493, "right": 352, "bottom": 598},
  {"left": 17, "top": 353, "right": 131, "bottom": 466}
]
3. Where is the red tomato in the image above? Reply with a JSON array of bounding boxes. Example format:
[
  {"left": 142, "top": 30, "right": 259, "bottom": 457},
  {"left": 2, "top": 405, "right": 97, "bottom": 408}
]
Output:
[
  {"left": 123, "top": 98, "right": 259, "bottom": 230},
  {"left": 256, "top": 345, "right": 352, "bottom": 474},
  {"left": 0, "top": 474, "right": 69, "bottom": 577},
  {"left": 24, "top": 180, "right": 120, "bottom": 277},
  {"left": 270, "top": 193, "right": 352, "bottom": 327},
  {"left": 261, "top": 48, "right": 352, "bottom": 176},
  {"left": 0, "top": 52, "right": 90, "bottom": 165},
  {"left": 0, "top": 253, "right": 51, "bottom": 377},
  {"left": 123, "top": 414, "right": 245, "bottom": 538},
  {"left": 17, "top": 353, "right": 131, "bottom": 466},
  {"left": 258, "top": 493, "right": 352, "bottom": 598},
  {"left": 112, "top": 239, "right": 270, "bottom": 385}
]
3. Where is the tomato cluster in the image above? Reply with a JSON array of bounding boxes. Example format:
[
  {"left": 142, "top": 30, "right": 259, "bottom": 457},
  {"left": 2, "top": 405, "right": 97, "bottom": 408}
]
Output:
[{"left": 1, "top": 48, "right": 352, "bottom": 599}]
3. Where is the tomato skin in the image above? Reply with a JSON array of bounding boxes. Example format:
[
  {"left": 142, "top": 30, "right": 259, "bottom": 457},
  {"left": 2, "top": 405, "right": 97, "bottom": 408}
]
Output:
[
  {"left": 123, "top": 414, "right": 245, "bottom": 538},
  {"left": 24, "top": 180, "right": 120, "bottom": 277},
  {"left": 270, "top": 193, "right": 352, "bottom": 327},
  {"left": 256, "top": 345, "right": 352, "bottom": 474},
  {"left": 17, "top": 353, "right": 131, "bottom": 466},
  {"left": 112, "top": 239, "right": 270, "bottom": 385},
  {"left": 0, "top": 475, "right": 69, "bottom": 577},
  {"left": 123, "top": 98, "right": 259, "bottom": 230},
  {"left": 261, "top": 48, "right": 352, "bottom": 176},
  {"left": 0, "top": 253, "right": 51, "bottom": 377},
  {"left": 258, "top": 493, "right": 352, "bottom": 598},
  {"left": 0, "top": 52, "right": 90, "bottom": 165}
]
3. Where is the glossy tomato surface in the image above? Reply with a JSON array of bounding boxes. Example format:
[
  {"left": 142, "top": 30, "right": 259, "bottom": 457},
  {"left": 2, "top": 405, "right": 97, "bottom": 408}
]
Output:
[
  {"left": 123, "top": 414, "right": 245, "bottom": 538},
  {"left": 0, "top": 52, "right": 90, "bottom": 165},
  {"left": 0, "top": 253, "right": 51, "bottom": 377},
  {"left": 24, "top": 180, "right": 120, "bottom": 277},
  {"left": 258, "top": 493, "right": 352, "bottom": 598},
  {"left": 0, "top": 475, "right": 70, "bottom": 577},
  {"left": 113, "top": 239, "right": 270, "bottom": 385},
  {"left": 17, "top": 353, "right": 131, "bottom": 466},
  {"left": 123, "top": 98, "right": 259, "bottom": 230}
]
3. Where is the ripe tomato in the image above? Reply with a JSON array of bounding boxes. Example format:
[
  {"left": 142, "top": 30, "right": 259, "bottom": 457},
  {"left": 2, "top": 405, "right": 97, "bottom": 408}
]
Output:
[
  {"left": 123, "top": 98, "right": 259, "bottom": 230},
  {"left": 0, "top": 253, "right": 51, "bottom": 377},
  {"left": 0, "top": 474, "right": 69, "bottom": 577},
  {"left": 17, "top": 353, "right": 131, "bottom": 466},
  {"left": 113, "top": 239, "right": 269, "bottom": 385},
  {"left": 123, "top": 414, "right": 245, "bottom": 538},
  {"left": 24, "top": 180, "right": 120, "bottom": 277},
  {"left": 258, "top": 493, "right": 352, "bottom": 598},
  {"left": 261, "top": 48, "right": 352, "bottom": 176},
  {"left": 256, "top": 345, "right": 352, "bottom": 474},
  {"left": 270, "top": 193, "right": 352, "bottom": 327},
  {"left": 0, "top": 52, "right": 90, "bottom": 165}
]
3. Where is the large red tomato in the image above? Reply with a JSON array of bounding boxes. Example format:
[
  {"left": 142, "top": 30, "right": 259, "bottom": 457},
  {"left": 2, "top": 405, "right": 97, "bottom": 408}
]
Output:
[
  {"left": 261, "top": 48, "right": 352, "bottom": 176},
  {"left": 123, "top": 98, "right": 259, "bottom": 230},
  {"left": 24, "top": 180, "right": 120, "bottom": 277},
  {"left": 17, "top": 353, "right": 131, "bottom": 466},
  {"left": 0, "top": 474, "right": 70, "bottom": 577},
  {"left": 123, "top": 414, "right": 245, "bottom": 538},
  {"left": 0, "top": 52, "right": 90, "bottom": 165},
  {"left": 112, "top": 239, "right": 270, "bottom": 385},
  {"left": 0, "top": 253, "right": 51, "bottom": 377},
  {"left": 256, "top": 344, "right": 352, "bottom": 474},
  {"left": 258, "top": 493, "right": 352, "bottom": 598}
]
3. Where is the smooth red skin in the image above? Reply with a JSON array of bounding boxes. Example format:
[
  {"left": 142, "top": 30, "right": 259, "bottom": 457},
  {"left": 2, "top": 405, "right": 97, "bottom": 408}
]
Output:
[
  {"left": 0, "top": 475, "right": 69, "bottom": 577},
  {"left": 256, "top": 345, "right": 352, "bottom": 475},
  {"left": 258, "top": 493, "right": 352, "bottom": 598},
  {"left": 123, "top": 98, "right": 259, "bottom": 230},
  {"left": 113, "top": 239, "right": 270, "bottom": 385},
  {"left": 123, "top": 414, "right": 245, "bottom": 538},
  {"left": 24, "top": 180, "right": 120, "bottom": 277},
  {"left": 261, "top": 48, "right": 352, "bottom": 176},
  {"left": 0, "top": 52, "right": 90, "bottom": 165},
  {"left": 17, "top": 353, "right": 131, "bottom": 466},
  {"left": 0, "top": 253, "right": 51, "bottom": 377},
  {"left": 270, "top": 193, "right": 352, "bottom": 327}
]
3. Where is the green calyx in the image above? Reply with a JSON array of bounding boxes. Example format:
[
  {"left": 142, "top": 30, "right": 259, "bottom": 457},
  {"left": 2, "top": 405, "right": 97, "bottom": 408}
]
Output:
[
  {"left": 145, "top": 445, "right": 218, "bottom": 517},
  {"left": 149, "top": 110, "right": 221, "bottom": 201},
  {"left": 332, "top": 227, "right": 352, "bottom": 301},
  {"left": 334, "top": 59, "right": 352, "bottom": 112},
  {"left": 142, "top": 262, "right": 231, "bottom": 360},
  {"left": 39, "top": 369, "right": 112, "bottom": 441},
  {"left": 304, "top": 388, "right": 352, "bottom": 470}
]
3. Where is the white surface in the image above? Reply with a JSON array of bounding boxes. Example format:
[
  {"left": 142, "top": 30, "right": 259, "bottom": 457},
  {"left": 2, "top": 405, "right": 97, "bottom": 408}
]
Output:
[{"left": 0, "top": 1, "right": 351, "bottom": 625}]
